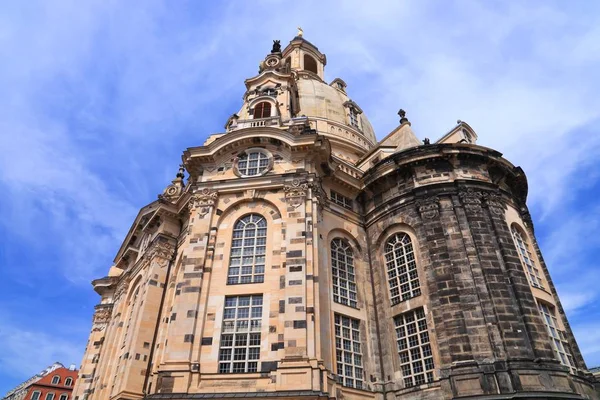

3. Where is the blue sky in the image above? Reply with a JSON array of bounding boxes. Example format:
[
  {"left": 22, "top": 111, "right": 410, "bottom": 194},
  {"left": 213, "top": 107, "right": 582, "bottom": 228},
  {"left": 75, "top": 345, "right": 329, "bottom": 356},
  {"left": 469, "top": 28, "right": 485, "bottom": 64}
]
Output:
[{"left": 1, "top": 0, "right": 600, "bottom": 393}]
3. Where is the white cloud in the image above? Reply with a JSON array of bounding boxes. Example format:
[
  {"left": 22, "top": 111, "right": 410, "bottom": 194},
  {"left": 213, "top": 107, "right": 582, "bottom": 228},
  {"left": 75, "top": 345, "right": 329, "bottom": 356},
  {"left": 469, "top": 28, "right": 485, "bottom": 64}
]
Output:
[{"left": 0, "top": 312, "right": 85, "bottom": 381}]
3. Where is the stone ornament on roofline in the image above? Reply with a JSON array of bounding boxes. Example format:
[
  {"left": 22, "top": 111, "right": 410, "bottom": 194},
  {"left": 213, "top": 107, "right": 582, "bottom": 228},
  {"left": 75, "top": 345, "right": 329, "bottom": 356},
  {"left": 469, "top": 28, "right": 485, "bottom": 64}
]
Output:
[
  {"left": 459, "top": 188, "right": 484, "bottom": 215},
  {"left": 284, "top": 179, "right": 309, "bottom": 209},
  {"left": 416, "top": 196, "right": 440, "bottom": 219},
  {"left": 92, "top": 304, "right": 113, "bottom": 332},
  {"left": 188, "top": 188, "right": 218, "bottom": 218}
]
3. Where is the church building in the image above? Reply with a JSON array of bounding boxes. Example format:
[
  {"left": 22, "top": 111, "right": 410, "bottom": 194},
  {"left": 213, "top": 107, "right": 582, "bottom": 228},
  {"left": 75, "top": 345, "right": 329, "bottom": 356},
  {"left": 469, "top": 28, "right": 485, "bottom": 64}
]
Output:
[{"left": 73, "top": 33, "right": 599, "bottom": 400}]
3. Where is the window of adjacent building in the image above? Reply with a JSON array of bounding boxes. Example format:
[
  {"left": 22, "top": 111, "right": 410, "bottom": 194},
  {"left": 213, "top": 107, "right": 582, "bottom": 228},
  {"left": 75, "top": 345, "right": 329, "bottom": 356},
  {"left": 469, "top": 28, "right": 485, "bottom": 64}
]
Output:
[
  {"left": 394, "top": 308, "right": 434, "bottom": 388},
  {"left": 227, "top": 214, "right": 267, "bottom": 285},
  {"left": 45, "top": 394, "right": 55, "bottom": 400},
  {"left": 31, "top": 392, "right": 41, "bottom": 400},
  {"left": 64, "top": 377, "right": 73, "bottom": 387},
  {"left": 237, "top": 150, "right": 270, "bottom": 177},
  {"left": 334, "top": 314, "right": 364, "bottom": 389},
  {"left": 218, "top": 295, "right": 263, "bottom": 373},
  {"left": 385, "top": 233, "right": 421, "bottom": 305},
  {"left": 252, "top": 102, "right": 271, "bottom": 119},
  {"left": 51, "top": 376, "right": 60, "bottom": 385},
  {"left": 349, "top": 108, "right": 359, "bottom": 128},
  {"left": 331, "top": 239, "right": 358, "bottom": 308},
  {"left": 59, "top": 395, "right": 68, "bottom": 400},
  {"left": 537, "top": 301, "right": 575, "bottom": 371},
  {"left": 330, "top": 190, "right": 353, "bottom": 210},
  {"left": 304, "top": 54, "right": 318, "bottom": 74},
  {"left": 511, "top": 225, "right": 544, "bottom": 289}
]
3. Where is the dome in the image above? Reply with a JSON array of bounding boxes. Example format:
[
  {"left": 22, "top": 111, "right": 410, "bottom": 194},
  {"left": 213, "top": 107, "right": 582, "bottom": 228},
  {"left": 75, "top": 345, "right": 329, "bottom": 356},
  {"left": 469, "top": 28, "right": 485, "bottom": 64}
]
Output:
[{"left": 296, "top": 78, "right": 377, "bottom": 145}]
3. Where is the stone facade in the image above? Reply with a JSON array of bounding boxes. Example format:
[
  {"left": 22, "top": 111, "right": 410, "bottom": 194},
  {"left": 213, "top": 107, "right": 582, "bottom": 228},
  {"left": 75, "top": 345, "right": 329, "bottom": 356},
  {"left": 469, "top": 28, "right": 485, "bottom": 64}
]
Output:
[{"left": 73, "top": 34, "right": 598, "bottom": 400}]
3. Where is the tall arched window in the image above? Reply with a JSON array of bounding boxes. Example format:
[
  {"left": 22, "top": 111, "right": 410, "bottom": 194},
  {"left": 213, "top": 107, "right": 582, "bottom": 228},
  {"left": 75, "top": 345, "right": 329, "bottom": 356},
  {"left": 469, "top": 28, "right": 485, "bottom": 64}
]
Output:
[
  {"left": 253, "top": 102, "right": 271, "bottom": 119},
  {"left": 64, "top": 377, "right": 73, "bottom": 386},
  {"left": 304, "top": 54, "right": 318, "bottom": 74},
  {"left": 331, "top": 239, "right": 357, "bottom": 308},
  {"left": 227, "top": 214, "right": 267, "bottom": 284},
  {"left": 511, "top": 225, "right": 544, "bottom": 289},
  {"left": 384, "top": 233, "right": 421, "bottom": 305}
]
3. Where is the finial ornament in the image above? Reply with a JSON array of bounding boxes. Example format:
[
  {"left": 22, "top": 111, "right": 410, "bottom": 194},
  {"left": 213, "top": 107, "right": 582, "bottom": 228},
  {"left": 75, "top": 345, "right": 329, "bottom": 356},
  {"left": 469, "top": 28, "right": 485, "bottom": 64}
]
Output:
[
  {"left": 271, "top": 40, "right": 281, "bottom": 53},
  {"left": 398, "top": 108, "right": 408, "bottom": 124},
  {"left": 423, "top": 138, "right": 430, "bottom": 145},
  {"left": 297, "top": 27, "right": 303, "bottom": 37},
  {"left": 176, "top": 164, "right": 185, "bottom": 179}
]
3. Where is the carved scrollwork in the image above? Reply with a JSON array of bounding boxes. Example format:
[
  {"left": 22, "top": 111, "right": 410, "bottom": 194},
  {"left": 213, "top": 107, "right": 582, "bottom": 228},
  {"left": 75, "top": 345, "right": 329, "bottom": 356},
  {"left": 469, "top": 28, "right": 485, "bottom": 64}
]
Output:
[
  {"left": 483, "top": 191, "right": 505, "bottom": 215},
  {"left": 144, "top": 240, "right": 176, "bottom": 267},
  {"left": 113, "top": 275, "right": 131, "bottom": 302},
  {"left": 92, "top": 304, "right": 113, "bottom": 332},
  {"left": 284, "top": 179, "right": 309, "bottom": 209},
  {"left": 416, "top": 196, "right": 440, "bottom": 219},
  {"left": 459, "top": 188, "right": 483, "bottom": 214},
  {"left": 188, "top": 188, "right": 218, "bottom": 217}
]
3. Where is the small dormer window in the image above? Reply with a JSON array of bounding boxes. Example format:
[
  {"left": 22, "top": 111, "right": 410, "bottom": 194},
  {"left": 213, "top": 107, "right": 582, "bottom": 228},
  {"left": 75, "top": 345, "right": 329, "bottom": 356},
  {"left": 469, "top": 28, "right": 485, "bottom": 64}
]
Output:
[
  {"left": 349, "top": 108, "right": 359, "bottom": 128},
  {"left": 51, "top": 376, "right": 60, "bottom": 385},
  {"left": 253, "top": 102, "right": 271, "bottom": 119}
]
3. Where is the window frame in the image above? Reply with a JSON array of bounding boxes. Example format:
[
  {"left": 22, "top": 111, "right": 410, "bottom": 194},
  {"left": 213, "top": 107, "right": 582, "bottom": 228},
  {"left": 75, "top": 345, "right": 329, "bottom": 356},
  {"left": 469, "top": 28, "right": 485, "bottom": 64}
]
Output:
[
  {"left": 45, "top": 393, "right": 55, "bottom": 400},
  {"left": 31, "top": 391, "right": 41, "bottom": 400},
  {"left": 334, "top": 314, "right": 364, "bottom": 389},
  {"left": 51, "top": 375, "right": 60, "bottom": 385},
  {"left": 331, "top": 238, "right": 358, "bottom": 308},
  {"left": 349, "top": 108, "right": 359, "bottom": 128},
  {"left": 330, "top": 190, "right": 353, "bottom": 210},
  {"left": 226, "top": 214, "right": 267, "bottom": 285},
  {"left": 218, "top": 295, "right": 263, "bottom": 374},
  {"left": 511, "top": 224, "right": 544, "bottom": 289},
  {"left": 394, "top": 307, "right": 435, "bottom": 388},
  {"left": 252, "top": 101, "right": 272, "bottom": 119},
  {"left": 234, "top": 148, "right": 272, "bottom": 178},
  {"left": 59, "top": 395, "right": 68, "bottom": 400},
  {"left": 384, "top": 232, "right": 421, "bottom": 305},
  {"left": 64, "top": 377, "right": 73, "bottom": 386},
  {"left": 537, "top": 300, "right": 576, "bottom": 372}
]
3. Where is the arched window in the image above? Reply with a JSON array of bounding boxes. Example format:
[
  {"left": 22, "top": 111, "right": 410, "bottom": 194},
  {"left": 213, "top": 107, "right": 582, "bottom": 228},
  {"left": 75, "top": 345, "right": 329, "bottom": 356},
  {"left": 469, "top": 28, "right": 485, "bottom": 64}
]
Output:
[
  {"left": 253, "top": 102, "right": 271, "bottom": 119},
  {"left": 30, "top": 391, "right": 41, "bottom": 400},
  {"left": 384, "top": 233, "right": 421, "bottom": 305},
  {"left": 331, "top": 239, "right": 357, "bottom": 308},
  {"left": 511, "top": 225, "right": 544, "bottom": 289},
  {"left": 304, "top": 54, "right": 318, "bottom": 74},
  {"left": 64, "top": 377, "right": 73, "bottom": 386},
  {"left": 59, "top": 395, "right": 68, "bottom": 400},
  {"left": 45, "top": 393, "right": 55, "bottom": 400},
  {"left": 51, "top": 376, "right": 60, "bottom": 385},
  {"left": 236, "top": 150, "right": 270, "bottom": 177},
  {"left": 227, "top": 214, "right": 267, "bottom": 284}
]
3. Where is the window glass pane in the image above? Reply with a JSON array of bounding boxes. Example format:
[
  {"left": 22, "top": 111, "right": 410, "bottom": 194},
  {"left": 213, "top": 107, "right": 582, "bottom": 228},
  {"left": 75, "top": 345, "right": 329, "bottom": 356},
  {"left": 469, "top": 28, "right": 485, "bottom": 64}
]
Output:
[
  {"left": 385, "top": 233, "right": 420, "bottom": 304},
  {"left": 331, "top": 239, "right": 358, "bottom": 308},
  {"left": 334, "top": 314, "right": 363, "bottom": 389},
  {"left": 394, "top": 308, "right": 435, "bottom": 387},
  {"left": 237, "top": 151, "right": 270, "bottom": 177},
  {"left": 219, "top": 295, "right": 263, "bottom": 373},
  {"left": 227, "top": 214, "right": 268, "bottom": 284}
]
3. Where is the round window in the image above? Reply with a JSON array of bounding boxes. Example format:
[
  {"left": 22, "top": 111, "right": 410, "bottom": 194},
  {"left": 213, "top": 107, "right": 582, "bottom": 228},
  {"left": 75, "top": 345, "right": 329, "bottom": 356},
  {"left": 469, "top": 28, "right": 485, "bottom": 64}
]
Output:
[{"left": 236, "top": 149, "right": 271, "bottom": 177}]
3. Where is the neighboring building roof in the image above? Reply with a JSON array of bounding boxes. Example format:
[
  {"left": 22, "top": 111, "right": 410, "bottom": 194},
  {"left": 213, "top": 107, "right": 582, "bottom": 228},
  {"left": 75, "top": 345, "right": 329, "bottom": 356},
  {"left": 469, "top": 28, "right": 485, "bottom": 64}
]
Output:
[{"left": 2, "top": 362, "right": 64, "bottom": 400}]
